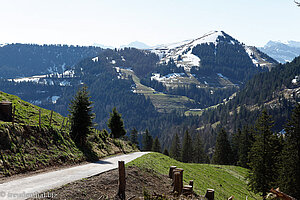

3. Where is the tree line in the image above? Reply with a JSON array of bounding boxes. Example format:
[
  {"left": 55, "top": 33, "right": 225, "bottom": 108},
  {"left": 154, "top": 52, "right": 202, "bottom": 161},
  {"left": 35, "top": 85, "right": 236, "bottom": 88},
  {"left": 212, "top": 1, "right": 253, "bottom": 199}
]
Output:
[{"left": 211, "top": 108, "right": 299, "bottom": 199}]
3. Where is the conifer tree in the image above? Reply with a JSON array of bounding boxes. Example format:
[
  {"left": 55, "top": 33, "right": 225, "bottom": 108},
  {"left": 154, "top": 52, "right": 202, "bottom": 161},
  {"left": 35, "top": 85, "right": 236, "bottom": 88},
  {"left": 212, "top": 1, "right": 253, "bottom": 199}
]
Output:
[
  {"left": 231, "top": 129, "right": 241, "bottom": 165},
  {"left": 130, "top": 128, "right": 139, "bottom": 147},
  {"left": 107, "top": 107, "right": 126, "bottom": 138},
  {"left": 279, "top": 104, "right": 300, "bottom": 198},
  {"left": 170, "top": 133, "right": 181, "bottom": 161},
  {"left": 237, "top": 125, "right": 254, "bottom": 168},
  {"left": 69, "top": 86, "right": 95, "bottom": 146},
  {"left": 163, "top": 148, "right": 169, "bottom": 156},
  {"left": 247, "top": 110, "right": 280, "bottom": 199},
  {"left": 193, "top": 133, "right": 206, "bottom": 163},
  {"left": 142, "top": 129, "right": 153, "bottom": 151},
  {"left": 212, "top": 128, "right": 233, "bottom": 165},
  {"left": 181, "top": 130, "right": 193, "bottom": 163},
  {"left": 152, "top": 137, "right": 161, "bottom": 153}
]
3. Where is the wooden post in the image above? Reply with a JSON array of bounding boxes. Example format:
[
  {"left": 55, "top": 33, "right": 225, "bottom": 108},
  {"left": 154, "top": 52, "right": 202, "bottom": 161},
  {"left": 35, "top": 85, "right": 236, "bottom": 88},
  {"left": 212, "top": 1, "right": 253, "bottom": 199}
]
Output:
[
  {"left": 173, "top": 168, "right": 184, "bottom": 195},
  {"left": 39, "top": 109, "right": 41, "bottom": 128},
  {"left": 49, "top": 110, "right": 53, "bottom": 126},
  {"left": 205, "top": 189, "right": 214, "bottom": 200},
  {"left": 169, "top": 166, "right": 177, "bottom": 178},
  {"left": 118, "top": 161, "right": 126, "bottom": 200},
  {"left": 189, "top": 180, "right": 194, "bottom": 188},
  {"left": 173, "top": 171, "right": 181, "bottom": 195}
]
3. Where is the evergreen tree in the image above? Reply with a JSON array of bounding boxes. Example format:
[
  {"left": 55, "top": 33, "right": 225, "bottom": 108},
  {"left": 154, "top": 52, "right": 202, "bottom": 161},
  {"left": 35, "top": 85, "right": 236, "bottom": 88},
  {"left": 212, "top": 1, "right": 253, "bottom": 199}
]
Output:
[
  {"left": 130, "top": 128, "right": 139, "bottom": 147},
  {"left": 237, "top": 125, "right": 254, "bottom": 168},
  {"left": 231, "top": 129, "right": 241, "bottom": 165},
  {"left": 279, "top": 104, "right": 300, "bottom": 198},
  {"left": 212, "top": 128, "right": 233, "bottom": 165},
  {"left": 181, "top": 130, "right": 193, "bottom": 163},
  {"left": 152, "top": 137, "right": 161, "bottom": 153},
  {"left": 69, "top": 86, "right": 95, "bottom": 146},
  {"left": 170, "top": 133, "right": 181, "bottom": 161},
  {"left": 163, "top": 148, "right": 169, "bottom": 156},
  {"left": 247, "top": 110, "right": 280, "bottom": 199},
  {"left": 107, "top": 107, "right": 126, "bottom": 138},
  {"left": 142, "top": 129, "right": 153, "bottom": 151},
  {"left": 193, "top": 133, "right": 207, "bottom": 163}
]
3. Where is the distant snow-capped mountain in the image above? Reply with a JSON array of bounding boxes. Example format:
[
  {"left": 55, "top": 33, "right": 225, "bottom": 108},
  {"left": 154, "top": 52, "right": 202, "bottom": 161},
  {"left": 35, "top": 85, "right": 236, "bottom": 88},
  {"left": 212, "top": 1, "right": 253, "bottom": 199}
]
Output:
[
  {"left": 120, "top": 41, "right": 150, "bottom": 49},
  {"left": 259, "top": 41, "right": 300, "bottom": 63},
  {"left": 150, "top": 31, "right": 276, "bottom": 71}
]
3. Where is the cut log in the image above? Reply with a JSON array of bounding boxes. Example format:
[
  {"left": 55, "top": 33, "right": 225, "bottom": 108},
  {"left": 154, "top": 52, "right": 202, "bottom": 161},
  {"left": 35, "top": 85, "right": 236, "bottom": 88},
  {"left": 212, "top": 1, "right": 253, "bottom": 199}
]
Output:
[
  {"left": 270, "top": 188, "right": 296, "bottom": 200},
  {"left": 205, "top": 189, "right": 214, "bottom": 200},
  {"left": 183, "top": 185, "right": 193, "bottom": 195},
  {"left": 169, "top": 166, "right": 177, "bottom": 179}
]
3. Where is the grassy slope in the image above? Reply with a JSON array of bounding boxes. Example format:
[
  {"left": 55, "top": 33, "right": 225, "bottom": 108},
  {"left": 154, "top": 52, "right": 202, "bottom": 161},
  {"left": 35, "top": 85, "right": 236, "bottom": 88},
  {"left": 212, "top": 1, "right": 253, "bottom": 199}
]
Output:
[
  {"left": 121, "top": 69, "right": 194, "bottom": 113},
  {"left": 0, "top": 91, "right": 137, "bottom": 177},
  {"left": 0, "top": 91, "right": 66, "bottom": 129},
  {"left": 127, "top": 153, "right": 261, "bottom": 200}
]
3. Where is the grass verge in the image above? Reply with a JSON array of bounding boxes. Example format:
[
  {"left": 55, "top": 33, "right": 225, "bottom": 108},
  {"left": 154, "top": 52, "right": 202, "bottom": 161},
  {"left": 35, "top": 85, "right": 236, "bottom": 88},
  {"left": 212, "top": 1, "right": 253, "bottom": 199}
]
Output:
[{"left": 127, "top": 153, "right": 261, "bottom": 200}]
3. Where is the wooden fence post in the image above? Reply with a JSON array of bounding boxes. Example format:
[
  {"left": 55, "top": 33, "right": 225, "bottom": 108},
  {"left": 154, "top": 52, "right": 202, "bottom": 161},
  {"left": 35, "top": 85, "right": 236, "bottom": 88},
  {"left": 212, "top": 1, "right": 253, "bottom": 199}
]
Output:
[
  {"left": 205, "top": 189, "right": 214, "bottom": 200},
  {"left": 173, "top": 172, "right": 181, "bottom": 195},
  {"left": 118, "top": 161, "right": 126, "bottom": 200},
  {"left": 189, "top": 180, "right": 194, "bottom": 188},
  {"left": 169, "top": 166, "right": 177, "bottom": 178},
  {"left": 49, "top": 110, "right": 53, "bottom": 126},
  {"left": 173, "top": 168, "right": 184, "bottom": 195}
]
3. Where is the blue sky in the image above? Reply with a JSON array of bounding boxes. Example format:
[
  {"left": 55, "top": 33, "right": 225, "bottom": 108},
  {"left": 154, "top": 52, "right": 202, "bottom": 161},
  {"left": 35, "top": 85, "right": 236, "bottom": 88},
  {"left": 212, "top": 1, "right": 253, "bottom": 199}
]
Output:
[{"left": 0, "top": 0, "right": 299, "bottom": 47}]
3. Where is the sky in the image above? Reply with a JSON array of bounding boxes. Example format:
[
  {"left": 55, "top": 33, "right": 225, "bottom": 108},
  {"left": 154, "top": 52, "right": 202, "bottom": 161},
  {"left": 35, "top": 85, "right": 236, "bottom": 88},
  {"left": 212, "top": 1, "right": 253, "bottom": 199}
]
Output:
[{"left": 0, "top": 0, "right": 300, "bottom": 47}]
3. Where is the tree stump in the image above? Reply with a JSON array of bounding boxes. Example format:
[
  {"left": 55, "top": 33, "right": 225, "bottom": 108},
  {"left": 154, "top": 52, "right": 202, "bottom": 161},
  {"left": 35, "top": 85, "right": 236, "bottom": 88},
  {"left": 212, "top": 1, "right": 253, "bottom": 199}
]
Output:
[
  {"left": 118, "top": 161, "right": 126, "bottom": 200},
  {"left": 173, "top": 168, "right": 184, "bottom": 195},
  {"left": 205, "top": 189, "right": 214, "bottom": 200},
  {"left": 173, "top": 172, "right": 181, "bottom": 195},
  {"left": 169, "top": 166, "right": 177, "bottom": 179}
]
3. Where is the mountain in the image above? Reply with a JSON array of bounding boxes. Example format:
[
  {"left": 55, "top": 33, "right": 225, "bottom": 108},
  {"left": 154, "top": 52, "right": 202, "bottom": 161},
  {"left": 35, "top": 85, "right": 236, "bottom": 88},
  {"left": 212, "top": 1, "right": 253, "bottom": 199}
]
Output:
[
  {"left": 149, "top": 31, "right": 277, "bottom": 89},
  {"left": 0, "top": 43, "right": 102, "bottom": 78},
  {"left": 0, "top": 32, "right": 279, "bottom": 150},
  {"left": 259, "top": 40, "right": 300, "bottom": 63},
  {"left": 121, "top": 41, "right": 150, "bottom": 49},
  {"left": 92, "top": 43, "right": 115, "bottom": 49},
  {"left": 197, "top": 55, "right": 300, "bottom": 133}
]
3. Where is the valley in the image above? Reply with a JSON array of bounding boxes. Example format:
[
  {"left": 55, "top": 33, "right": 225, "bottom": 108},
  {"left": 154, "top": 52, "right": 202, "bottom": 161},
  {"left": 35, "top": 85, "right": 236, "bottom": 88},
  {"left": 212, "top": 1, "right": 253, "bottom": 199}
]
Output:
[{"left": 0, "top": 30, "right": 299, "bottom": 200}]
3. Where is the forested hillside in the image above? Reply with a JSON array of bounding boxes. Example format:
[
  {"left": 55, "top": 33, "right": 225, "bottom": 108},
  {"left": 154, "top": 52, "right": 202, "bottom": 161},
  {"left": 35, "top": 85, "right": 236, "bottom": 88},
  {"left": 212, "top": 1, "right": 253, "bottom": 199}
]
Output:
[
  {"left": 0, "top": 44, "right": 102, "bottom": 78},
  {"left": 198, "top": 56, "right": 300, "bottom": 132}
]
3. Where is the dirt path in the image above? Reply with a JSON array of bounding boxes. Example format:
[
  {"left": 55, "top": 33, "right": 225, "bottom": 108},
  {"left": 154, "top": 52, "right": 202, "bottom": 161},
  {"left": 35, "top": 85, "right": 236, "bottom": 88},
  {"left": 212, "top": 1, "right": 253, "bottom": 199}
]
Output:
[{"left": 0, "top": 152, "right": 149, "bottom": 200}]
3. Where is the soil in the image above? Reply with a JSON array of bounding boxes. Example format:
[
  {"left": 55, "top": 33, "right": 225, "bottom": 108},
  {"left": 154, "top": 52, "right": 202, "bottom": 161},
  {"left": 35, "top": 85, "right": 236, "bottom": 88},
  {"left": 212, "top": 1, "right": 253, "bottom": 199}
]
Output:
[{"left": 28, "top": 166, "right": 203, "bottom": 200}]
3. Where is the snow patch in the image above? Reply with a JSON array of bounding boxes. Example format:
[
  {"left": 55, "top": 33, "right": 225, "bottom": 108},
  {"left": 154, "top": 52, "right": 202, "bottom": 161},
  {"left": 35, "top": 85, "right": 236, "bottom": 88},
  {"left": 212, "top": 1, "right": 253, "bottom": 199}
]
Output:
[
  {"left": 151, "top": 73, "right": 185, "bottom": 82},
  {"left": 245, "top": 46, "right": 259, "bottom": 66},
  {"left": 217, "top": 73, "right": 228, "bottom": 80},
  {"left": 51, "top": 96, "right": 60, "bottom": 104},
  {"left": 150, "top": 31, "right": 230, "bottom": 70},
  {"left": 59, "top": 80, "right": 71, "bottom": 86},
  {"left": 292, "top": 75, "right": 300, "bottom": 84},
  {"left": 92, "top": 56, "right": 99, "bottom": 62}
]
